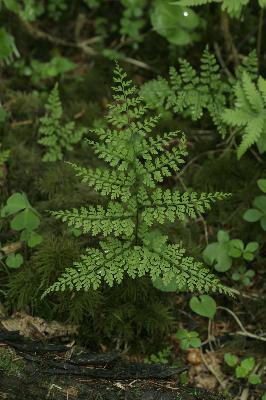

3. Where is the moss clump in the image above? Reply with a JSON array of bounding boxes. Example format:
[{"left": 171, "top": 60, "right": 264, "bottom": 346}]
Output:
[{"left": 0, "top": 348, "right": 25, "bottom": 377}]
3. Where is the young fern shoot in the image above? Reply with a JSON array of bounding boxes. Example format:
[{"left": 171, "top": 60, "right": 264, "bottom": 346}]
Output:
[
  {"left": 44, "top": 65, "right": 232, "bottom": 297},
  {"left": 38, "top": 83, "right": 86, "bottom": 162}
]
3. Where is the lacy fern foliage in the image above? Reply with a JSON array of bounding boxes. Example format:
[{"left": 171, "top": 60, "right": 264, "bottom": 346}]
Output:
[
  {"left": 223, "top": 73, "right": 266, "bottom": 159},
  {"left": 141, "top": 48, "right": 229, "bottom": 135},
  {"left": 44, "top": 65, "right": 232, "bottom": 297},
  {"left": 38, "top": 84, "right": 86, "bottom": 162}
]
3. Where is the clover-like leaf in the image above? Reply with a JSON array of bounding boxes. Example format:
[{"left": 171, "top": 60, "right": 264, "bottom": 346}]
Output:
[
  {"left": 1, "top": 192, "right": 29, "bottom": 217},
  {"left": 248, "top": 373, "right": 261, "bottom": 385},
  {"left": 224, "top": 353, "right": 238, "bottom": 367},
  {"left": 6, "top": 252, "right": 23, "bottom": 269},
  {"left": 245, "top": 242, "right": 259, "bottom": 252},
  {"left": 11, "top": 208, "right": 40, "bottom": 231},
  {"left": 236, "top": 357, "right": 255, "bottom": 378},
  {"left": 20, "top": 229, "right": 43, "bottom": 247},
  {"left": 203, "top": 240, "right": 232, "bottom": 272},
  {"left": 150, "top": 0, "right": 201, "bottom": 46},
  {"left": 243, "top": 208, "right": 263, "bottom": 222},
  {"left": 189, "top": 295, "right": 216, "bottom": 319},
  {"left": 228, "top": 239, "right": 244, "bottom": 258},
  {"left": 258, "top": 179, "right": 266, "bottom": 193}
]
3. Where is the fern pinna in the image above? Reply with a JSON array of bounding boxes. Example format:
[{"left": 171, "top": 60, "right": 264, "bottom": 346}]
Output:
[{"left": 44, "top": 65, "right": 232, "bottom": 297}]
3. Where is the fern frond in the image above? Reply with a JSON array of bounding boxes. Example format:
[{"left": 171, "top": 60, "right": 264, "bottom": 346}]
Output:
[
  {"left": 45, "top": 65, "right": 231, "bottom": 297},
  {"left": 223, "top": 72, "right": 266, "bottom": 158},
  {"left": 237, "top": 50, "right": 258, "bottom": 80},
  {"left": 38, "top": 84, "right": 86, "bottom": 162}
]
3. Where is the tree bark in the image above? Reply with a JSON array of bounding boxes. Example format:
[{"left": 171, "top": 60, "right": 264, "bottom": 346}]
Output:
[{"left": 0, "top": 331, "right": 226, "bottom": 400}]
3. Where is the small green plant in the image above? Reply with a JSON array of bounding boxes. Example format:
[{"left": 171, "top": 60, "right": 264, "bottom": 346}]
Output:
[
  {"left": 244, "top": 179, "right": 266, "bottom": 230},
  {"left": 140, "top": 47, "right": 229, "bottom": 135},
  {"left": 44, "top": 65, "right": 233, "bottom": 296},
  {"left": 1, "top": 192, "right": 42, "bottom": 268},
  {"left": 203, "top": 230, "right": 258, "bottom": 272},
  {"left": 0, "top": 27, "right": 19, "bottom": 65},
  {"left": 175, "top": 328, "right": 201, "bottom": 350},
  {"left": 150, "top": 0, "right": 203, "bottom": 46},
  {"left": 14, "top": 55, "right": 76, "bottom": 83},
  {"left": 231, "top": 266, "right": 255, "bottom": 287},
  {"left": 120, "top": 0, "right": 147, "bottom": 46},
  {"left": 189, "top": 294, "right": 217, "bottom": 319},
  {"left": 224, "top": 354, "right": 261, "bottom": 385},
  {"left": 0, "top": 348, "right": 25, "bottom": 377},
  {"left": 38, "top": 83, "right": 86, "bottom": 162},
  {"left": 144, "top": 346, "right": 172, "bottom": 364}
]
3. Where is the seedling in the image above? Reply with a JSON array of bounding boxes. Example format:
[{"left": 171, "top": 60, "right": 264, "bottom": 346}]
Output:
[
  {"left": 203, "top": 230, "right": 258, "bottom": 272},
  {"left": 224, "top": 354, "right": 261, "bottom": 385},
  {"left": 175, "top": 329, "right": 201, "bottom": 350},
  {"left": 231, "top": 266, "right": 255, "bottom": 286},
  {"left": 1, "top": 192, "right": 42, "bottom": 268},
  {"left": 244, "top": 179, "right": 266, "bottom": 231}
]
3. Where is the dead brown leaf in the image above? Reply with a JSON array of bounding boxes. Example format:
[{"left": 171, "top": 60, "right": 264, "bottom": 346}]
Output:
[{"left": 1, "top": 312, "right": 78, "bottom": 340}]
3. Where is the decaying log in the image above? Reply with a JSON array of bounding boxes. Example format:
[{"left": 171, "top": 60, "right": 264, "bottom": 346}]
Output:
[{"left": 0, "top": 330, "right": 227, "bottom": 400}]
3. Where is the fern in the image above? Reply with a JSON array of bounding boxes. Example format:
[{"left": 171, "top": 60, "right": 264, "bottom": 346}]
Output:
[
  {"left": 236, "top": 50, "right": 259, "bottom": 81},
  {"left": 38, "top": 84, "right": 87, "bottom": 162},
  {"left": 222, "top": 72, "right": 266, "bottom": 159},
  {"left": 141, "top": 47, "right": 229, "bottom": 135},
  {"left": 0, "top": 28, "right": 19, "bottom": 65},
  {"left": 44, "top": 65, "right": 233, "bottom": 297}
]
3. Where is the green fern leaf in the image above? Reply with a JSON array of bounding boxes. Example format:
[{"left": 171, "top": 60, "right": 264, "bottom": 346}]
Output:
[
  {"left": 38, "top": 84, "right": 86, "bottom": 162},
  {"left": 44, "top": 65, "right": 232, "bottom": 298}
]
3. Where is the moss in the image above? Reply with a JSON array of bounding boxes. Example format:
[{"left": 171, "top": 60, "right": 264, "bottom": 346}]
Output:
[{"left": 0, "top": 348, "right": 25, "bottom": 377}]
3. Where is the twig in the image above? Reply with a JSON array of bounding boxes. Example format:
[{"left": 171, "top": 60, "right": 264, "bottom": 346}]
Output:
[
  {"left": 21, "top": 20, "right": 152, "bottom": 70},
  {"left": 10, "top": 120, "right": 33, "bottom": 128},
  {"left": 220, "top": 11, "right": 240, "bottom": 67},
  {"left": 200, "top": 349, "right": 227, "bottom": 389},
  {"left": 213, "top": 42, "right": 233, "bottom": 79},
  {"left": 240, "top": 388, "right": 249, "bottom": 400},
  {"left": 217, "top": 306, "right": 266, "bottom": 342}
]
